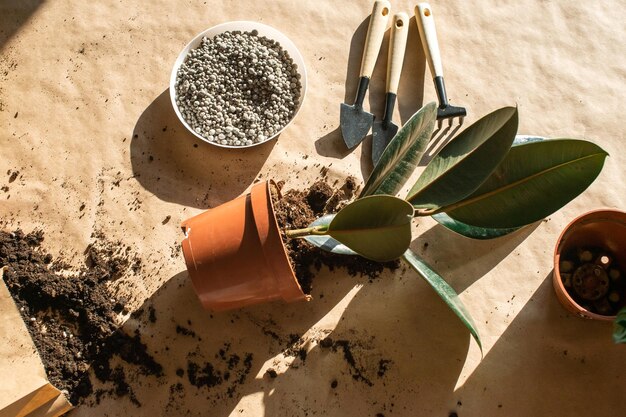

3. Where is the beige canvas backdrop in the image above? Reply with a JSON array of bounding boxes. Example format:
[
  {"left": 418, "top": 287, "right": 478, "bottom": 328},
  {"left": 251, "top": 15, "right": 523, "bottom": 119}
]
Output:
[{"left": 1, "top": 0, "right": 625, "bottom": 416}]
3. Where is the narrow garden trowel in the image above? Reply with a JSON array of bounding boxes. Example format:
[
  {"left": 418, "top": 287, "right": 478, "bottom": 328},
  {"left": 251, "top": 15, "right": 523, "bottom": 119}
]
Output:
[
  {"left": 415, "top": 3, "right": 467, "bottom": 128},
  {"left": 340, "top": 0, "right": 391, "bottom": 149},
  {"left": 371, "top": 12, "right": 409, "bottom": 165}
]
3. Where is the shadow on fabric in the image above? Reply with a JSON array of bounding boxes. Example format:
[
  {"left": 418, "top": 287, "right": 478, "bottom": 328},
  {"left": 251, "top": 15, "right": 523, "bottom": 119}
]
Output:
[
  {"left": 453, "top": 274, "right": 623, "bottom": 416},
  {"left": 130, "top": 89, "right": 275, "bottom": 209},
  {"left": 69, "top": 267, "right": 352, "bottom": 416},
  {"left": 413, "top": 221, "right": 540, "bottom": 293},
  {"left": 259, "top": 266, "right": 471, "bottom": 417},
  {"left": 0, "top": 0, "right": 44, "bottom": 51},
  {"left": 70, "top": 257, "right": 475, "bottom": 416}
]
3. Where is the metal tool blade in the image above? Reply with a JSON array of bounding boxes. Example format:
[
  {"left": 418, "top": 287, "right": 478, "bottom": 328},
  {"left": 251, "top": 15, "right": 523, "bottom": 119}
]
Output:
[
  {"left": 339, "top": 2, "right": 391, "bottom": 149},
  {"left": 371, "top": 120, "right": 398, "bottom": 165},
  {"left": 340, "top": 102, "right": 374, "bottom": 149}
]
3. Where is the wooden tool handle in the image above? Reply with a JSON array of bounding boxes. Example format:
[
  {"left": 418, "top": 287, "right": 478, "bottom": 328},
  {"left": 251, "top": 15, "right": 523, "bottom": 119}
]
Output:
[
  {"left": 359, "top": 0, "right": 391, "bottom": 78},
  {"left": 386, "top": 12, "right": 409, "bottom": 94},
  {"left": 415, "top": 3, "right": 443, "bottom": 78}
]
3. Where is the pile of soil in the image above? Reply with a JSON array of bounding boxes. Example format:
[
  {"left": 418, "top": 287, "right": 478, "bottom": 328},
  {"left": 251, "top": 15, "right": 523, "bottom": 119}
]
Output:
[
  {"left": 0, "top": 177, "right": 399, "bottom": 408},
  {"left": 273, "top": 177, "right": 400, "bottom": 294},
  {"left": 0, "top": 230, "right": 162, "bottom": 406}
]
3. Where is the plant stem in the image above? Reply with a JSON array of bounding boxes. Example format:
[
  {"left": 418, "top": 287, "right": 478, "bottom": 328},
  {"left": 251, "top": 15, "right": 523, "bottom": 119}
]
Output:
[
  {"left": 413, "top": 207, "right": 439, "bottom": 217},
  {"left": 284, "top": 226, "right": 328, "bottom": 239}
]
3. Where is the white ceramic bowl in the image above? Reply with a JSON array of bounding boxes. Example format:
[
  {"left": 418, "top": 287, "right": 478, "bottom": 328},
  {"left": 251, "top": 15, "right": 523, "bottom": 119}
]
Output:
[{"left": 170, "top": 21, "right": 307, "bottom": 148}]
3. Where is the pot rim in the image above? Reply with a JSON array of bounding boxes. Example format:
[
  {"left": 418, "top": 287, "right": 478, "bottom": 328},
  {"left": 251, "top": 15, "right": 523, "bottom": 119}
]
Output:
[{"left": 255, "top": 180, "right": 311, "bottom": 303}]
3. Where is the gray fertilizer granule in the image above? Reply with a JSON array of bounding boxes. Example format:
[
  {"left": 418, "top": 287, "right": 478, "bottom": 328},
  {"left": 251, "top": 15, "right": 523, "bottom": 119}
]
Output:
[{"left": 175, "top": 29, "right": 302, "bottom": 146}]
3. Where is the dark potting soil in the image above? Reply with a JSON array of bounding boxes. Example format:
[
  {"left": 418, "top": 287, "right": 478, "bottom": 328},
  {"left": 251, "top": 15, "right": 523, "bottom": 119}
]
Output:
[
  {"left": 559, "top": 246, "right": 626, "bottom": 316},
  {"left": 0, "top": 230, "right": 163, "bottom": 406},
  {"left": 272, "top": 177, "right": 399, "bottom": 294}
]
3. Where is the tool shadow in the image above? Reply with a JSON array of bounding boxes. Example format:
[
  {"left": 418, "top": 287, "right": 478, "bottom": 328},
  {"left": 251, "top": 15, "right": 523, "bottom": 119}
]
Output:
[
  {"left": 318, "top": 15, "right": 429, "bottom": 179},
  {"left": 315, "top": 16, "right": 372, "bottom": 160}
]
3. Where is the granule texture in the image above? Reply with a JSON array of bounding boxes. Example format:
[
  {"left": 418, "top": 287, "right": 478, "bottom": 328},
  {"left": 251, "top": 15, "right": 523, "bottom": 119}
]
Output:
[{"left": 175, "top": 29, "right": 302, "bottom": 146}]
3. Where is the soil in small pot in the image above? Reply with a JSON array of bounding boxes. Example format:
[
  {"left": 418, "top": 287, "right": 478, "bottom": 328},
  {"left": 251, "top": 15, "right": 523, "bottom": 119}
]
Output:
[
  {"left": 559, "top": 246, "right": 626, "bottom": 316},
  {"left": 271, "top": 177, "right": 400, "bottom": 295}
]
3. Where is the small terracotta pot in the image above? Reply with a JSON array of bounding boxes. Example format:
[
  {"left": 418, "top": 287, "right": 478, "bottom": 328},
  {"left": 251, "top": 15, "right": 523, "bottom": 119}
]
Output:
[
  {"left": 181, "top": 181, "right": 310, "bottom": 311},
  {"left": 553, "top": 209, "right": 626, "bottom": 320}
]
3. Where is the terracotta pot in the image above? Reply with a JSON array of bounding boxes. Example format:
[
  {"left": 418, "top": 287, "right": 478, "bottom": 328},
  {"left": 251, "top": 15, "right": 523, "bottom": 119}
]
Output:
[
  {"left": 181, "top": 181, "right": 310, "bottom": 311},
  {"left": 553, "top": 209, "right": 626, "bottom": 320}
]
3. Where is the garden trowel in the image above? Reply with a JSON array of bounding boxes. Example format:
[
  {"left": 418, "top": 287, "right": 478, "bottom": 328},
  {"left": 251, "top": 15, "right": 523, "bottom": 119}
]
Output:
[
  {"left": 340, "top": 0, "right": 391, "bottom": 149},
  {"left": 371, "top": 12, "right": 409, "bottom": 165}
]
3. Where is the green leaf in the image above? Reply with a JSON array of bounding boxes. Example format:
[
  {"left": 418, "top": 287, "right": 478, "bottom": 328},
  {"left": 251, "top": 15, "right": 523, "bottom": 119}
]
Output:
[
  {"left": 407, "top": 107, "right": 518, "bottom": 209},
  {"left": 402, "top": 249, "right": 482, "bottom": 353},
  {"left": 327, "top": 195, "right": 414, "bottom": 262},
  {"left": 360, "top": 102, "right": 437, "bottom": 197},
  {"left": 614, "top": 307, "right": 626, "bottom": 344},
  {"left": 432, "top": 212, "right": 521, "bottom": 239},
  {"left": 444, "top": 139, "right": 608, "bottom": 228},
  {"left": 304, "top": 214, "right": 358, "bottom": 255},
  {"left": 430, "top": 135, "right": 541, "bottom": 239}
]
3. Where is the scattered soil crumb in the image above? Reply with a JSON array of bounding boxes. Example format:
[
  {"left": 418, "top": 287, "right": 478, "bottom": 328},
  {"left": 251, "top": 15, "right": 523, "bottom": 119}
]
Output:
[
  {"left": 176, "top": 324, "right": 197, "bottom": 338},
  {"left": 319, "top": 337, "right": 334, "bottom": 349},
  {"left": 318, "top": 336, "right": 376, "bottom": 386},
  {"left": 377, "top": 359, "right": 392, "bottom": 377},
  {"left": 0, "top": 230, "right": 162, "bottom": 406},
  {"left": 186, "top": 343, "right": 254, "bottom": 400},
  {"left": 280, "top": 333, "right": 308, "bottom": 362},
  {"left": 265, "top": 368, "right": 278, "bottom": 378}
]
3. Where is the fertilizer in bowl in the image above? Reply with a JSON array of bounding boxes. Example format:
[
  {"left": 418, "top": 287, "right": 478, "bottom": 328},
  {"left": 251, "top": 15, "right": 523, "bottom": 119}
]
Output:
[{"left": 174, "top": 30, "right": 302, "bottom": 146}]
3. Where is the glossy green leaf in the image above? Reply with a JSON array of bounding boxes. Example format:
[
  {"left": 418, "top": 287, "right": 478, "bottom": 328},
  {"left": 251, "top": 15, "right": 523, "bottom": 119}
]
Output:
[
  {"left": 402, "top": 249, "right": 482, "bottom": 353},
  {"left": 430, "top": 135, "right": 542, "bottom": 238},
  {"left": 304, "top": 214, "right": 358, "bottom": 255},
  {"left": 614, "top": 307, "right": 626, "bottom": 344},
  {"left": 360, "top": 102, "right": 437, "bottom": 197},
  {"left": 432, "top": 213, "right": 521, "bottom": 239},
  {"left": 327, "top": 195, "right": 414, "bottom": 262},
  {"left": 407, "top": 107, "right": 518, "bottom": 209},
  {"left": 444, "top": 139, "right": 608, "bottom": 228},
  {"left": 435, "top": 134, "right": 536, "bottom": 234}
]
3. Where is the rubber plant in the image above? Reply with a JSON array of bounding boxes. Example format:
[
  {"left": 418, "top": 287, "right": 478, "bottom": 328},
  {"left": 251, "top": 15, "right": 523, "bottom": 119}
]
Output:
[{"left": 285, "top": 102, "right": 608, "bottom": 352}]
